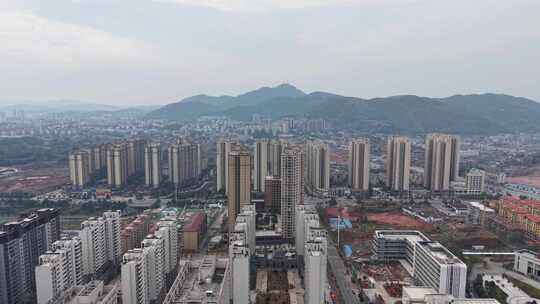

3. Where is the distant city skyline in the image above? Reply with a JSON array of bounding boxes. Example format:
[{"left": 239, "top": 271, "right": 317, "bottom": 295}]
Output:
[{"left": 1, "top": 0, "right": 539, "bottom": 105}]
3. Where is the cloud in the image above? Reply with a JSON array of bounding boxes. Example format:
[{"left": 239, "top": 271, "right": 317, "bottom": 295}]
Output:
[
  {"left": 0, "top": 9, "right": 155, "bottom": 68},
  {"left": 155, "top": 0, "right": 356, "bottom": 11}
]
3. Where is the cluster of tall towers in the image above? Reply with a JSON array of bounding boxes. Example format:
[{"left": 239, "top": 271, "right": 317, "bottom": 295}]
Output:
[
  {"left": 385, "top": 133, "right": 461, "bottom": 192},
  {"left": 218, "top": 139, "right": 306, "bottom": 239},
  {"left": 70, "top": 138, "right": 201, "bottom": 190}
]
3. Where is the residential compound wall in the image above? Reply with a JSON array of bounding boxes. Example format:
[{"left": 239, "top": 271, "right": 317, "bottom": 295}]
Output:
[{"left": 372, "top": 230, "right": 467, "bottom": 298}]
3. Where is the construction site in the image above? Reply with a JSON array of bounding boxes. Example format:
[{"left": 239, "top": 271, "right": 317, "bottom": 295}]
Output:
[{"left": 255, "top": 270, "right": 305, "bottom": 304}]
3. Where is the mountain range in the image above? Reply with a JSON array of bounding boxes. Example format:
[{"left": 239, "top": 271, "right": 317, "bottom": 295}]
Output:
[{"left": 146, "top": 84, "right": 540, "bottom": 135}]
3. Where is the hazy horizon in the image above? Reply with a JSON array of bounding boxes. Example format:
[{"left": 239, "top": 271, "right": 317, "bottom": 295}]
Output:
[{"left": 1, "top": 0, "right": 539, "bottom": 105}]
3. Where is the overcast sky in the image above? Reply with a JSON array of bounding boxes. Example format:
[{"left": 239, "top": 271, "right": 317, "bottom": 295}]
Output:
[{"left": 1, "top": 0, "right": 539, "bottom": 106}]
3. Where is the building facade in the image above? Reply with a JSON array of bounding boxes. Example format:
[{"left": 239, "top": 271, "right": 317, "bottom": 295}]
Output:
[
  {"left": 424, "top": 134, "right": 460, "bottom": 191},
  {"left": 0, "top": 208, "right": 61, "bottom": 304},
  {"left": 254, "top": 140, "right": 269, "bottom": 192},
  {"left": 168, "top": 141, "right": 201, "bottom": 187},
  {"left": 349, "top": 138, "right": 370, "bottom": 192},
  {"left": 107, "top": 144, "right": 128, "bottom": 188},
  {"left": 281, "top": 146, "right": 304, "bottom": 239},
  {"left": 227, "top": 150, "right": 252, "bottom": 231},
  {"left": 144, "top": 143, "right": 162, "bottom": 188},
  {"left": 35, "top": 237, "right": 83, "bottom": 304},
  {"left": 69, "top": 150, "right": 91, "bottom": 188},
  {"left": 306, "top": 141, "right": 330, "bottom": 194},
  {"left": 264, "top": 176, "right": 281, "bottom": 213},
  {"left": 466, "top": 168, "right": 486, "bottom": 194},
  {"left": 121, "top": 249, "right": 150, "bottom": 304},
  {"left": 373, "top": 230, "right": 467, "bottom": 298},
  {"left": 386, "top": 136, "right": 411, "bottom": 191}
]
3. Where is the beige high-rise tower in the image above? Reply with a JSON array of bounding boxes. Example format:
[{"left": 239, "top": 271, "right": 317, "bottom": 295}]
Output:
[
  {"left": 386, "top": 136, "right": 411, "bottom": 191},
  {"left": 217, "top": 140, "right": 236, "bottom": 193},
  {"left": 306, "top": 141, "right": 330, "bottom": 193},
  {"left": 227, "top": 150, "right": 252, "bottom": 231},
  {"left": 268, "top": 139, "right": 284, "bottom": 177},
  {"left": 144, "top": 143, "right": 162, "bottom": 188},
  {"left": 254, "top": 140, "right": 269, "bottom": 192},
  {"left": 281, "top": 146, "right": 304, "bottom": 239},
  {"left": 69, "top": 150, "right": 91, "bottom": 188},
  {"left": 424, "top": 133, "right": 460, "bottom": 191},
  {"left": 107, "top": 144, "right": 129, "bottom": 188},
  {"left": 349, "top": 138, "right": 370, "bottom": 191},
  {"left": 168, "top": 140, "right": 200, "bottom": 186},
  {"left": 126, "top": 139, "right": 146, "bottom": 176}
]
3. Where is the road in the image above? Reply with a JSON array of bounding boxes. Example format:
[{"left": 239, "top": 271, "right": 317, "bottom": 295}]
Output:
[{"left": 328, "top": 244, "right": 361, "bottom": 304}]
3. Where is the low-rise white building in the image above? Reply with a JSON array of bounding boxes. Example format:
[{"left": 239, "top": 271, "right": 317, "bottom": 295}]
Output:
[
  {"left": 514, "top": 249, "right": 540, "bottom": 280},
  {"left": 373, "top": 230, "right": 467, "bottom": 298},
  {"left": 466, "top": 169, "right": 486, "bottom": 194}
]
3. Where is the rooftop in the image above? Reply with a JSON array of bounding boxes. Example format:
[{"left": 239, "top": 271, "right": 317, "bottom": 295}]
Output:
[
  {"left": 419, "top": 241, "right": 464, "bottom": 265},
  {"left": 184, "top": 212, "right": 206, "bottom": 232},
  {"left": 375, "top": 230, "right": 430, "bottom": 243}
]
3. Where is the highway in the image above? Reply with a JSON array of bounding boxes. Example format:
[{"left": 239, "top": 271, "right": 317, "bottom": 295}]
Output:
[{"left": 327, "top": 244, "right": 360, "bottom": 304}]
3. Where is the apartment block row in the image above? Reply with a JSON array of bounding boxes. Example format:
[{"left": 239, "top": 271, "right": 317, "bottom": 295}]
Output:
[
  {"left": 35, "top": 210, "right": 122, "bottom": 304},
  {"left": 495, "top": 198, "right": 540, "bottom": 240},
  {"left": 121, "top": 213, "right": 179, "bottom": 304},
  {"left": 70, "top": 138, "right": 201, "bottom": 189}
]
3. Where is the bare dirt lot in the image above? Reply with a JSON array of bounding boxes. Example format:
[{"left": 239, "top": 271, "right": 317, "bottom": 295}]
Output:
[
  {"left": 0, "top": 162, "right": 68, "bottom": 194},
  {"left": 367, "top": 212, "right": 431, "bottom": 229}
]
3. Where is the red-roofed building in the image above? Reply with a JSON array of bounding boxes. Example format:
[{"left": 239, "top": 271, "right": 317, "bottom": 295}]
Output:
[
  {"left": 183, "top": 212, "right": 207, "bottom": 252},
  {"left": 496, "top": 198, "right": 540, "bottom": 240}
]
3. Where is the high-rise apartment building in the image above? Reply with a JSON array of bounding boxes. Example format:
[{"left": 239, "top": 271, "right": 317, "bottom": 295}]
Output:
[
  {"left": 69, "top": 150, "right": 91, "bottom": 188},
  {"left": 79, "top": 211, "right": 122, "bottom": 278},
  {"left": 216, "top": 140, "right": 236, "bottom": 193},
  {"left": 92, "top": 144, "right": 108, "bottom": 172},
  {"left": 107, "top": 144, "right": 128, "bottom": 188},
  {"left": 80, "top": 218, "right": 107, "bottom": 276},
  {"left": 141, "top": 236, "right": 166, "bottom": 301},
  {"left": 229, "top": 205, "right": 256, "bottom": 304},
  {"left": 424, "top": 133, "right": 460, "bottom": 191},
  {"left": 121, "top": 248, "right": 150, "bottom": 304},
  {"left": 127, "top": 139, "right": 146, "bottom": 176},
  {"left": 103, "top": 211, "right": 122, "bottom": 264},
  {"left": 254, "top": 140, "right": 269, "bottom": 192},
  {"left": 145, "top": 143, "right": 162, "bottom": 188},
  {"left": 386, "top": 136, "right": 411, "bottom": 191},
  {"left": 227, "top": 150, "right": 252, "bottom": 231},
  {"left": 35, "top": 237, "right": 83, "bottom": 304},
  {"left": 155, "top": 217, "right": 178, "bottom": 274},
  {"left": 306, "top": 141, "right": 330, "bottom": 193},
  {"left": 264, "top": 176, "right": 281, "bottom": 213},
  {"left": 168, "top": 141, "right": 201, "bottom": 186},
  {"left": 0, "top": 208, "right": 61, "bottom": 304},
  {"left": 281, "top": 146, "right": 304, "bottom": 239},
  {"left": 304, "top": 229, "right": 327, "bottom": 304},
  {"left": 295, "top": 205, "right": 327, "bottom": 304},
  {"left": 268, "top": 139, "right": 284, "bottom": 177},
  {"left": 349, "top": 138, "right": 370, "bottom": 191}
]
